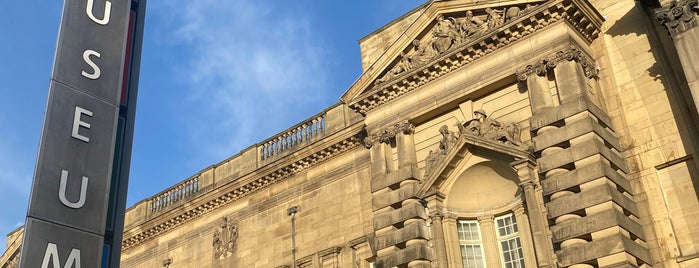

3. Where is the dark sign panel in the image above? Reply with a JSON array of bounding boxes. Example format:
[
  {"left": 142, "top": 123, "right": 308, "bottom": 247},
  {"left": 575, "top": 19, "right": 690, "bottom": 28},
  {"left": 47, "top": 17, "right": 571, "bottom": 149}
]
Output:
[{"left": 20, "top": 0, "right": 133, "bottom": 267}]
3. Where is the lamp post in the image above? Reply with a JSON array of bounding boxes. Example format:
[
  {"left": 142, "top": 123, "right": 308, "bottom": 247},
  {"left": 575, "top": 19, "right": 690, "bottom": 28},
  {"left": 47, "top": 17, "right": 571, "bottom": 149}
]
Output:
[{"left": 287, "top": 206, "right": 299, "bottom": 268}]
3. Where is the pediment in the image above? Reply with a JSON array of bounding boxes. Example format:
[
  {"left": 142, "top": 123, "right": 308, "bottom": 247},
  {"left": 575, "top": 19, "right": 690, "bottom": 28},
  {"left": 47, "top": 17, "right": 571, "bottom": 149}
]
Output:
[
  {"left": 416, "top": 124, "right": 534, "bottom": 197},
  {"left": 340, "top": 0, "right": 603, "bottom": 115}
]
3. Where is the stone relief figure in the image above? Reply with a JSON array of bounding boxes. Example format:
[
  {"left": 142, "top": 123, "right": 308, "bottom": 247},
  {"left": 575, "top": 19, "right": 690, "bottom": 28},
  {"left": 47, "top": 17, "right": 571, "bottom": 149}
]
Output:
[
  {"left": 410, "top": 39, "right": 436, "bottom": 66},
  {"left": 213, "top": 217, "right": 239, "bottom": 259},
  {"left": 377, "top": 52, "right": 412, "bottom": 84},
  {"left": 424, "top": 125, "right": 458, "bottom": 176},
  {"left": 459, "top": 109, "right": 522, "bottom": 146},
  {"left": 485, "top": 8, "right": 505, "bottom": 29},
  {"left": 460, "top": 10, "right": 488, "bottom": 40},
  {"left": 432, "top": 15, "right": 460, "bottom": 53}
]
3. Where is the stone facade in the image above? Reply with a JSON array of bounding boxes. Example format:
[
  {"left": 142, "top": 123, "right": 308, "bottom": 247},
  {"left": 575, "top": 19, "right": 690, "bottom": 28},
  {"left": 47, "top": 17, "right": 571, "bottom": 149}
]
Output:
[{"left": 4, "top": 0, "right": 699, "bottom": 267}]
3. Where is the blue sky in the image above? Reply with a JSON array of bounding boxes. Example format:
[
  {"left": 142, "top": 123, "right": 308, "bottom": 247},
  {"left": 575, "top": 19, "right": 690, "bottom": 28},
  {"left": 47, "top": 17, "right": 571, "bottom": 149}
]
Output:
[{"left": 0, "top": 1, "right": 426, "bottom": 248}]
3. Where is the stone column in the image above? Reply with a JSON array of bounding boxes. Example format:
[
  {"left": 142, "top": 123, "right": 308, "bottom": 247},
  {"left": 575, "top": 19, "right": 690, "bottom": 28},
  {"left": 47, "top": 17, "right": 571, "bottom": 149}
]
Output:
[
  {"left": 517, "top": 61, "right": 554, "bottom": 113},
  {"left": 424, "top": 191, "right": 447, "bottom": 268},
  {"left": 511, "top": 159, "right": 556, "bottom": 268},
  {"left": 657, "top": 0, "right": 699, "bottom": 115},
  {"left": 477, "top": 215, "right": 503, "bottom": 268},
  {"left": 368, "top": 122, "right": 432, "bottom": 268}
]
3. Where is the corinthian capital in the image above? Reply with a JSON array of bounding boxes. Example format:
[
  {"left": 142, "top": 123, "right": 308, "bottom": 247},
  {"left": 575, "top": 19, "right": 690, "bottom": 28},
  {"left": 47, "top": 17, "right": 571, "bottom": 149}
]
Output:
[{"left": 656, "top": 0, "right": 699, "bottom": 36}]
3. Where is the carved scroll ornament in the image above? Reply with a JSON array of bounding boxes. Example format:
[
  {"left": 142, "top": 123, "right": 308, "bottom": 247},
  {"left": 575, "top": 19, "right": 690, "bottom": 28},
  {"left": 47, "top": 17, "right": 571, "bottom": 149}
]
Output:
[
  {"left": 364, "top": 121, "right": 415, "bottom": 148},
  {"left": 515, "top": 46, "right": 599, "bottom": 81}
]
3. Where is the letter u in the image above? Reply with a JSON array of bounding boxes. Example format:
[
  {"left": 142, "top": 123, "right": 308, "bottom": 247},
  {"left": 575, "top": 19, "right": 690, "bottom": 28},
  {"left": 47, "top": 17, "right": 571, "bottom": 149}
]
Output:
[
  {"left": 58, "top": 170, "right": 88, "bottom": 209},
  {"left": 86, "top": 0, "right": 112, "bottom": 25}
]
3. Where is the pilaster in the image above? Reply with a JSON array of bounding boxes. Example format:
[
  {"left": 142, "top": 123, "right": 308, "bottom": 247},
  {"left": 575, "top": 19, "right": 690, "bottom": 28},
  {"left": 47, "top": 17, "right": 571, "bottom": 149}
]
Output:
[
  {"left": 366, "top": 121, "right": 432, "bottom": 268},
  {"left": 522, "top": 45, "right": 651, "bottom": 267}
]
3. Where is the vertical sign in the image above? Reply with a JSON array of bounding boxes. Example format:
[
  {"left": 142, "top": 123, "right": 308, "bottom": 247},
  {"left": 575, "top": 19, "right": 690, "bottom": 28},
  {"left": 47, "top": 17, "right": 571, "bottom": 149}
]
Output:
[{"left": 19, "top": 0, "right": 134, "bottom": 267}]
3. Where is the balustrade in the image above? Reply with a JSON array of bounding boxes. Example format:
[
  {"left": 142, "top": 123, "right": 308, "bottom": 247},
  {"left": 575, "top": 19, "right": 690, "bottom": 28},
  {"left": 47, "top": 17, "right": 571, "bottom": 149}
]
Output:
[
  {"left": 261, "top": 115, "right": 325, "bottom": 160},
  {"left": 150, "top": 177, "right": 200, "bottom": 213}
]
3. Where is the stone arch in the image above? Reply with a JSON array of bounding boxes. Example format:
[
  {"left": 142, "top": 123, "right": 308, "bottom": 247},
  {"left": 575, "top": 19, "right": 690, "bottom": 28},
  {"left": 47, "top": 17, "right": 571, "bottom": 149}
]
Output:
[{"left": 445, "top": 160, "right": 520, "bottom": 211}]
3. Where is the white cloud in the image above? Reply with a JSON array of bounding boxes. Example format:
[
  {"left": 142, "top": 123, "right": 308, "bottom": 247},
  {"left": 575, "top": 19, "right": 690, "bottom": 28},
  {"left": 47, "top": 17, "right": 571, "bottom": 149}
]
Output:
[{"left": 155, "top": 1, "right": 331, "bottom": 160}]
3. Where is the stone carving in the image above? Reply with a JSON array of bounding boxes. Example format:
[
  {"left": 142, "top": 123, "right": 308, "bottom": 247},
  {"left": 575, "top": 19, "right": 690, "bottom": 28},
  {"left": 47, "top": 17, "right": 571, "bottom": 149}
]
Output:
[
  {"left": 424, "top": 125, "right": 458, "bottom": 176},
  {"left": 515, "top": 46, "right": 598, "bottom": 81},
  {"left": 656, "top": 0, "right": 698, "bottom": 36},
  {"left": 375, "top": 5, "right": 540, "bottom": 86},
  {"left": 363, "top": 121, "right": 415, "bottom": 148},
  {"left": 213, "top": 217, "right": 239, "bottom": 259},
  {"left": 458, "top": 109, "right": 522, "bottom": 146}
]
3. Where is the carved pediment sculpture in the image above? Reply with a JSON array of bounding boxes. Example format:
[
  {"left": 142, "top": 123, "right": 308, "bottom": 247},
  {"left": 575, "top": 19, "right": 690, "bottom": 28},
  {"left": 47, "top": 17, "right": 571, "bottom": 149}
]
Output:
[
  {"left": 425, "top": 125, "right": 458, "bottom": 176},
  {"left": 458, "top": 109, "right": 522, "bottom": 146},
  {"left": 213, "top": 217, "right": 239, "bottom": 259},
  {"left": 375, "top": 4, "right": 537, "bottom": 86}
]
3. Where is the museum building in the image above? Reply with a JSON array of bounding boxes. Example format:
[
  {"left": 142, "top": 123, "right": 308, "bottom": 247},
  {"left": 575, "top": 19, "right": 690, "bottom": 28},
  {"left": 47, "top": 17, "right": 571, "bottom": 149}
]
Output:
[{"left": 3, "top": 0, "right": 699, "bottom": 267}]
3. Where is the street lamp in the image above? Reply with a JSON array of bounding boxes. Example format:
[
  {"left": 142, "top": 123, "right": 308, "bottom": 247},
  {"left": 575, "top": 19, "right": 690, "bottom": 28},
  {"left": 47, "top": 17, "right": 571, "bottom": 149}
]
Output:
[{"left": 287, "top": 206, "right": 299, "bottom": 268}]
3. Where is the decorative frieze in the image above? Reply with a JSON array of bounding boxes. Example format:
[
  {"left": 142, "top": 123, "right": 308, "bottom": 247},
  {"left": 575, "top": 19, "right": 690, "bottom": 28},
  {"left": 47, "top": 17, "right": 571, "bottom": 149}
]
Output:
[
  {"left": 656, "top": 0, "right": 698, "bottom": 36},
  {"left": 515, "top": 46, "right": 599, "bottom": 81}
]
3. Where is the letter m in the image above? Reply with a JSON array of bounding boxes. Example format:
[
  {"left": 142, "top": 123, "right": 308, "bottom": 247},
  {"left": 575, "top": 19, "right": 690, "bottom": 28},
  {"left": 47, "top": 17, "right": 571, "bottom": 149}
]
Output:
[{"left": 41, "top": 243, "right": 81, "bottom": 268}]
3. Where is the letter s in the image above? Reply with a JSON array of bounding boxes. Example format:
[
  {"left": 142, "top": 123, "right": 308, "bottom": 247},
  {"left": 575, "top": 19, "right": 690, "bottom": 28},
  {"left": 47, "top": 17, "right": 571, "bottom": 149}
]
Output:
[{"left": 81, "top": 50, "right": 101, "bottom": 80}]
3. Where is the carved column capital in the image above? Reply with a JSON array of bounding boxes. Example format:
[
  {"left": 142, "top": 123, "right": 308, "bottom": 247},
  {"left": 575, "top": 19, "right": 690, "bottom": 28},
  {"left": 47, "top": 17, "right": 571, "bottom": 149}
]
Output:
[
  {"left": 393, "top": 120, "right": 416, "bottom": 135},
  {"left": 515, "top": 46, "right": 598, "bottom": 81},
  {"left": 477, "top": 214, "right": 494, "bottom": 224},
  {"left": 656, "top": 0, "right": 699, "bottom": 36}
]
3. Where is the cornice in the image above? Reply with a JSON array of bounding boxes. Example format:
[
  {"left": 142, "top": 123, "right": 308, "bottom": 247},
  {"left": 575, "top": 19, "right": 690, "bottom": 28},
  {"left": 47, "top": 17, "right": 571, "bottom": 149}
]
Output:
[
  {"left": 121, "top": 124, "right": 366, "bottom": 250},
  {"left": 347, "top": 0, "right": 603, "bottom": 116}
]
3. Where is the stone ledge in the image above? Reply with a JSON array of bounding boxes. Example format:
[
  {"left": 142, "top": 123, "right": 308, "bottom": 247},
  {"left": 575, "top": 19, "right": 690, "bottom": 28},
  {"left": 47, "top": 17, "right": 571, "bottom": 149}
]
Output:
[
  {"left": 372, "top": 181, "right": 420, "bottom": 210},
  {"left": 530, "top": 97, "right": 613, "bottom": 132},
  {"left": 375, "top": 222, "right": 429, "bottom": 250},
  {"left": 556, "top": 234, "right": 650, "bottom": 266},
  {"left": 551, "top": 209, "right": 645, "bottom": 243},
  {"left": 533, "top": 116, "right": 621, "bottom": 152},
  {"left": 371, "top": 165, "right": 420, "bottom": 193},
  {"left": 547, "top": 184, "right": 639, "bottom": 219},
  {"left": 375, "top": 243, "right": 431, "bottom": 268},
  {"left": 373, "top": 202, "right": 427, "bottom": 231},
  {"left": 542, "top": 162, "right": 632, "bottom": 196},
  {"left": 537, "top": 138, "right": 628, "bottom": 173}
]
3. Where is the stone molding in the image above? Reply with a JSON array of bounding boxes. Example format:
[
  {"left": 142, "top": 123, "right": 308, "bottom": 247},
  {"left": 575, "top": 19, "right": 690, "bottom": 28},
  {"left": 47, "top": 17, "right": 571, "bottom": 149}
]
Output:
[
  {"left": 121, "top": 130, "right": 365, "bottom": 250},
  {"left": 363, "top": 120, "right": 415, "bottom": 148},
  {"left": 656, "top": 0, "right": 699, "bottom": 36},
  {"left": 347, "top": 0, "right": 603, "bottom": 115},
  {"left": 515, "top": 45, "right": 599, "bottom": 81}
]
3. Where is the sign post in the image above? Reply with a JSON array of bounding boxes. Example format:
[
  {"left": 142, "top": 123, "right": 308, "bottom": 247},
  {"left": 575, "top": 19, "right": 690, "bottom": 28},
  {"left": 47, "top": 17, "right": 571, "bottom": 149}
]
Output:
[{"left": 18, "top": 0, "right": 146, "bottom": 267}]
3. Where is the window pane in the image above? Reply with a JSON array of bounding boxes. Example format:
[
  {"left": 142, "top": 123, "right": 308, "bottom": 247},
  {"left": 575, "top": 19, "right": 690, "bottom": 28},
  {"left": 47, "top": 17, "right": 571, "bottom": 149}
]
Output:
[
  {"left": 458, "top": 220, "right": 485, "bottom": 268},
  {"left": 496, "top": 214, "right": 524, "bottom": 267}
]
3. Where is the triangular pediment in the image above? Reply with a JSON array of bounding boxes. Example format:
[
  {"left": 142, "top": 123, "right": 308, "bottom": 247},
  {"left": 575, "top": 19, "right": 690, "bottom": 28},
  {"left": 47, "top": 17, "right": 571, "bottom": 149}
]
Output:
[
  {"left": 340, "top": 0, "right": 603, "bottom": 115},
  {"left": 416, "top": 125, "right": 533, "bottom": 197}
]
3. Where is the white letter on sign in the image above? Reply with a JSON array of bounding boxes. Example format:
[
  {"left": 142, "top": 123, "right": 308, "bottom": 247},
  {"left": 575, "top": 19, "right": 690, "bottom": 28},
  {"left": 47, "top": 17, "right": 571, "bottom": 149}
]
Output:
[
  {"left": 81, "top": 50, "right": 101, "bottom": 80},
  {"left": 41, "top": 242, "right": 81, "bottom": 268},
  {"left": 71, "top": 107, "right": 93, "bottom": 143},
  {"left": 86, "top": 0, "right": 112, "bottom": 25},
  {"left": 58, "top": 170, "right": 88, "bottom": 209}
]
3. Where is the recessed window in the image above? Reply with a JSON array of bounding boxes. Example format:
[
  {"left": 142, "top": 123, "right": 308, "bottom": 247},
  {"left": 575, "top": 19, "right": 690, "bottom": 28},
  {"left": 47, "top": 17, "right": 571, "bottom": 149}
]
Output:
[
  {"left": 457, "top": 220, "right": 486, "bottom": 268},
  {"left": 495, "top": 213, "right": 525, "bottom": 268}
]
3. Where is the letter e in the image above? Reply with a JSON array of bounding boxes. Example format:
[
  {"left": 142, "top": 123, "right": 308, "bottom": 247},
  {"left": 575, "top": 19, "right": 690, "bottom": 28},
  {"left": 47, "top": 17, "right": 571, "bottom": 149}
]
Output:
[{"left": 71, "top": 107, "right": 93, "bottom": 143}]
